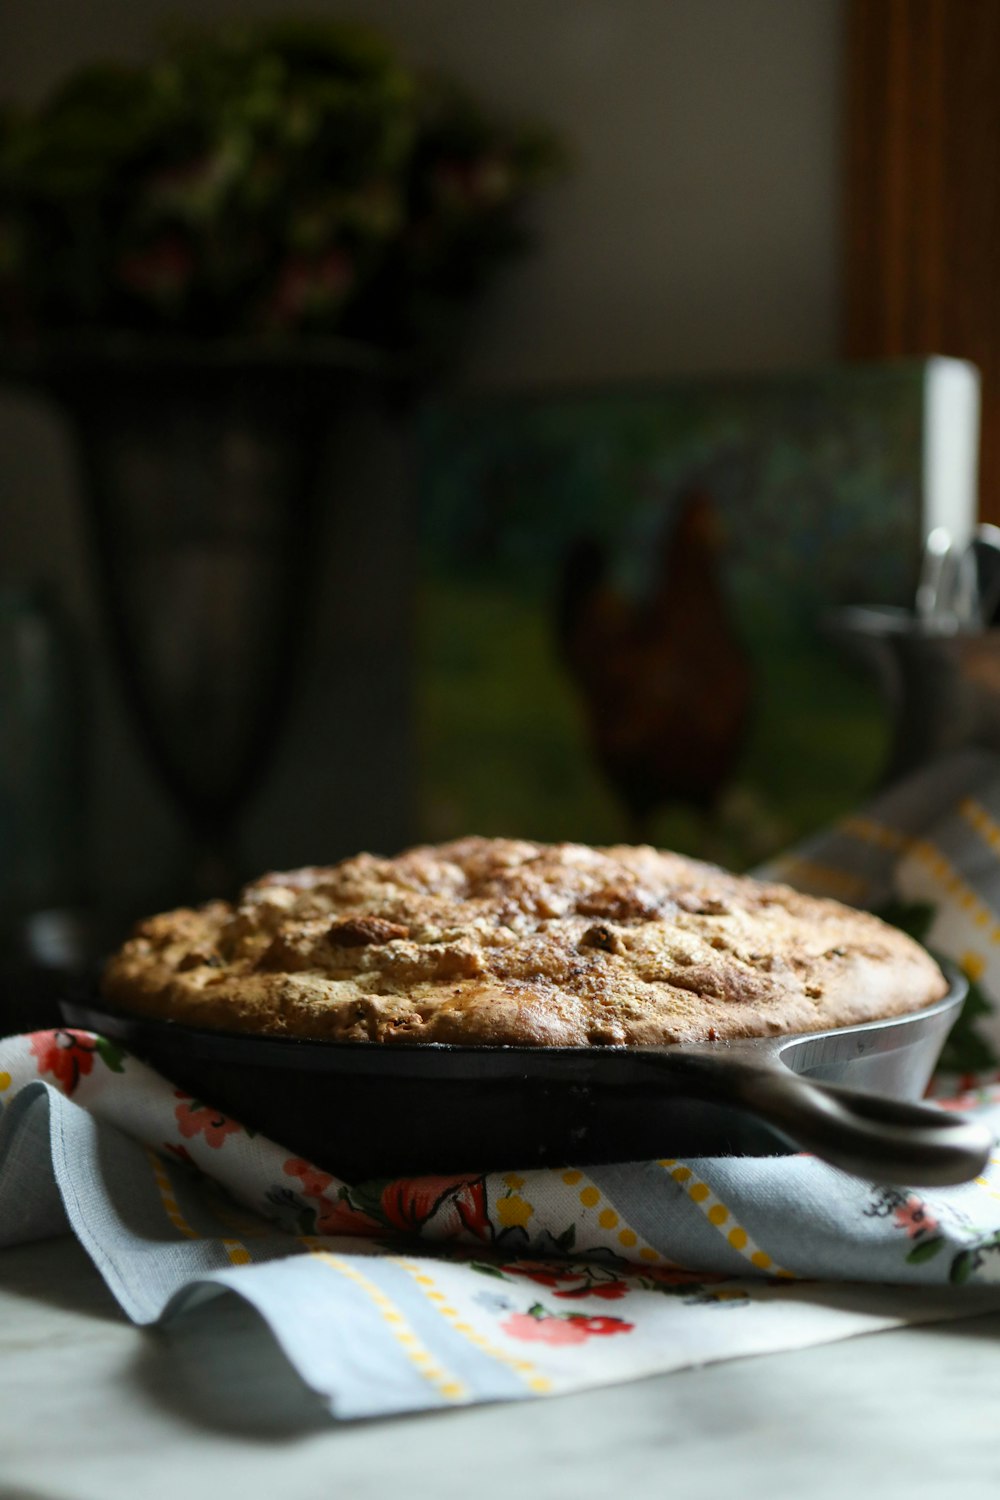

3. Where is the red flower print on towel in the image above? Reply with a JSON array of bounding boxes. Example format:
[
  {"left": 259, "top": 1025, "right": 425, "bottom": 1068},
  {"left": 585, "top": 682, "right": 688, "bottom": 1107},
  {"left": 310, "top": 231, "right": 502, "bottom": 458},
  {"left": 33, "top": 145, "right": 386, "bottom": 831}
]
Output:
[
  {"left": 635, "top": 1264, "right": 724, "bottom": 1286},
  {"left": 29, "top": 1030, "right": 98, "bottom": 1095},
  {"left": 894, "top": 1196, "right": 939, "bottom": 1239},
  {"left": 282, "top": 1158, "right": 382, "bottom": 1237},
  {"left": 499, "top": 1261, "right": 630, "bottom": 1300},
  {"left": 284, "top": 1158, "right": 335, "bottom": 1198},
  {"left": 502, "top": 1303, "right": 634, "bottom": 1345},
  {"left": 572, "top": 1315, "right": 634, "bottom": 1336},
  {"left": 380, "top": 1175, "right": 491, "bottom": 1240},
  {"left": 499, "top": 1260, "right": 571, "bottom": 1288},
  {"left": 174, "top": 1092, "right": 242, "bottom": 1148},
  {"left": 502, "top": 1312, "right": 591, "bottom": 1346},
  {"left": 315, "top": 1198, "right": 384, "bottom": 1237},
  {"left": 553, "top": 1280, "right": 629, "bottom": 1301}
]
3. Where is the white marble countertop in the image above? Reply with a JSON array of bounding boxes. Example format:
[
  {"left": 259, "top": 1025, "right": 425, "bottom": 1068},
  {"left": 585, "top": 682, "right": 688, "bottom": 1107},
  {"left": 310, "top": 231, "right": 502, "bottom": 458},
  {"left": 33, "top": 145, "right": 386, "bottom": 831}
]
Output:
[{"left": 3, "top": 1238, "right": 1000, "bottom": 1500}]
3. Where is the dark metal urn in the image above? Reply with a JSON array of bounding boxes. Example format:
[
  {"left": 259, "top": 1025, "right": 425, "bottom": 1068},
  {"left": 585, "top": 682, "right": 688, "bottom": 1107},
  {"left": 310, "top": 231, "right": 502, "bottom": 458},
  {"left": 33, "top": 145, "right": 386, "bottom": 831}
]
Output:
[{"left": 7, "top": 339, "right": 404, "bottom": 897}]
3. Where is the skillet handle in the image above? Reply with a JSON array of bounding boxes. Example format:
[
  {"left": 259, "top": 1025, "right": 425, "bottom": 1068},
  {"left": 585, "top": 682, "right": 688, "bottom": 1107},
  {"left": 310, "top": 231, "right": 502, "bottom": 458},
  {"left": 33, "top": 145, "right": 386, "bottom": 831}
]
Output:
[{"left": 637, "top": 1047, "right": 994, "bottom": 1187}]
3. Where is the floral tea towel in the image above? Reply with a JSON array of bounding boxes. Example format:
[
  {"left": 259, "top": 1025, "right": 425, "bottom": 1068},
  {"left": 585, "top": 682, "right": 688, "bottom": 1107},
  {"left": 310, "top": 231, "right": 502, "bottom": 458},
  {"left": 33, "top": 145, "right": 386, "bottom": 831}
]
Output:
[{"left": 3, "top": 748, "right": 1000, "bottom": 1418}]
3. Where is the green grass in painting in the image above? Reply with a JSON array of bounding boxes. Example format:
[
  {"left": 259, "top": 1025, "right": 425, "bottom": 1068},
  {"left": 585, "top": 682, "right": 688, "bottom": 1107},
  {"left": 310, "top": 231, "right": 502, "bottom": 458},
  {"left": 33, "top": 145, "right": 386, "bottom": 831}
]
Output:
[{"left": 418, "top": 581, "right": 888, "bottom": 868}]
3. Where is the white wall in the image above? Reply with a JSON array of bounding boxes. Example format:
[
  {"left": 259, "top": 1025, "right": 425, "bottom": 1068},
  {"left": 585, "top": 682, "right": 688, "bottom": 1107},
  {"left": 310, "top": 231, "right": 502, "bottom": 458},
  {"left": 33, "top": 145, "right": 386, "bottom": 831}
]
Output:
[{"left": 0, "top": 0, "right": 845, "bottom": 917}]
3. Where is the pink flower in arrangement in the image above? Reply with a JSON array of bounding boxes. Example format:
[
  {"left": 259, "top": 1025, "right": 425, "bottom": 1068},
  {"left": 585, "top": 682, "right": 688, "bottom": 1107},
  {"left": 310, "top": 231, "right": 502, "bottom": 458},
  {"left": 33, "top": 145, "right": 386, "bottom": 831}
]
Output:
[
  {"left": 119, "top": 235, "right": 195, "bottom": 302},
  {"left": 431, "top": 155, "right": 512, "bottom": 209},
  {"left": 894, "top": 1196, "right": 939, "bottom": 1239},
  {"left": 29, "top": 1030, "right": 98, "bottom": 1095},
  {"left": 144, "top": 152, "right": 227, "bottom": 207},
  {"left": 173, "top": 1092, "right": 243, "bottom": 1149},
  {"left": 270, "top": 249, "right": 353, "bottom": 326}
]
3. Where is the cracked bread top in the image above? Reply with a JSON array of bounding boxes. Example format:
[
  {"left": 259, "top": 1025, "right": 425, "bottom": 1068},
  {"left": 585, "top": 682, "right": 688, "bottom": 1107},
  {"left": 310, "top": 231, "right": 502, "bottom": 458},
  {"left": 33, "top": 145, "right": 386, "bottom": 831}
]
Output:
[{"left": 100, "top": 836, "right": 948, "bottom": 1046}]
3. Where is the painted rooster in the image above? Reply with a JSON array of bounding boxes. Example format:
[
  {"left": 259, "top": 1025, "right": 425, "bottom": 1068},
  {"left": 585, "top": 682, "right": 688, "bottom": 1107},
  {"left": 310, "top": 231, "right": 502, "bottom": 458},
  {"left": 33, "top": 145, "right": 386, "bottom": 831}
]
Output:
[{"left": 556, "top": 489, "right": 753, "bottom": 835}]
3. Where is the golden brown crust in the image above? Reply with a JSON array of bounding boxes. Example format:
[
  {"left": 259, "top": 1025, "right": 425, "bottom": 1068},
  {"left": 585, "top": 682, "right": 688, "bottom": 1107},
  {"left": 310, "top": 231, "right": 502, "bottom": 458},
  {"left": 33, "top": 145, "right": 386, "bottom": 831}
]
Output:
[{"left": 100, "top": 837, "right": 948, "bottom": 1046}]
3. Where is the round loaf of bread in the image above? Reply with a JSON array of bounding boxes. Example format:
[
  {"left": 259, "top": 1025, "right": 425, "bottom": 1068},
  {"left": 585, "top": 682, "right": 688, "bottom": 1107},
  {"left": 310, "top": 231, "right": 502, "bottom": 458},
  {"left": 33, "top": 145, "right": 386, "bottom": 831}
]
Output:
[{"left": 100, "top": 836, "right": 948, "bottom": 1046}]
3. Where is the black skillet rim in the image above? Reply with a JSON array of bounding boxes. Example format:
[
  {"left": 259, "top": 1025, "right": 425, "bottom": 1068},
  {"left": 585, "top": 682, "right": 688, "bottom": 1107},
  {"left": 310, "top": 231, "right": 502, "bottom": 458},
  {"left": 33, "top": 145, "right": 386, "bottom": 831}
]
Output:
[{"left": 60, "top": 964, "right": 967, "bottom": 1080}]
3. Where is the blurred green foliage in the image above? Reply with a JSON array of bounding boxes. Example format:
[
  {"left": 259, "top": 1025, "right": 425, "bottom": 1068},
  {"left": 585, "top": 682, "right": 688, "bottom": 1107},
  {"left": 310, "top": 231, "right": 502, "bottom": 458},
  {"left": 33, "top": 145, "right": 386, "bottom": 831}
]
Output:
[{"left": 0, "top": 19, "right": 563, "bottom": 354}]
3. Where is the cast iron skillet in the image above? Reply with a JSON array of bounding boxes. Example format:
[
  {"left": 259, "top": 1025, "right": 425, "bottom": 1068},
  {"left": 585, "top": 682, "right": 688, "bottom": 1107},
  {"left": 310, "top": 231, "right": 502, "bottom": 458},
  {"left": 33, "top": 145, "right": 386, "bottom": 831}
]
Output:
[{"left": 62, "top": 965, "right": 992, "bottom": 1187}]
